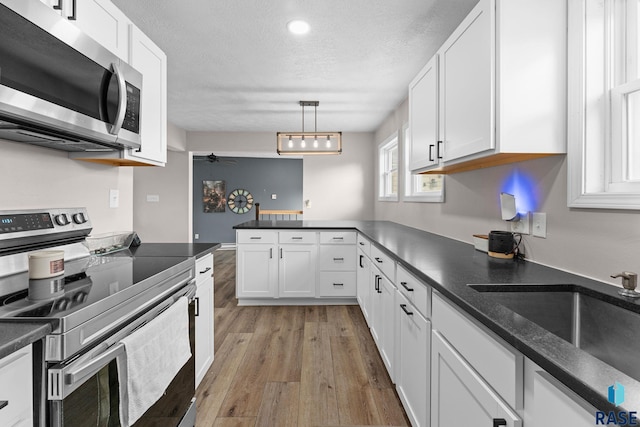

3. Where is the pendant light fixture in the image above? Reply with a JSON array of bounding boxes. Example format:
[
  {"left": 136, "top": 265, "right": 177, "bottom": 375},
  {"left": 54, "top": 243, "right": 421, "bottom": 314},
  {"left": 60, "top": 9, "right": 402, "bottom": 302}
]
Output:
[{"left": 277, "top": 101, "right": 342, "bottom": 155}]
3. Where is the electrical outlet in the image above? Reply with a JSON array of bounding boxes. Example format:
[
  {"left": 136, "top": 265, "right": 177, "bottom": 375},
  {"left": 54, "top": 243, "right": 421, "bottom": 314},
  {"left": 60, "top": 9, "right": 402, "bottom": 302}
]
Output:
[
  {"left": 532, "top": 212, "right": 547, "bottom": 238},
  {"left": 146, "top": 194, "right": 160, "bottom": 202},
  {"left": 271, "top": 194, "right": 277, "bottom": 200},
  {"left": 510, "top": 212, "right": 530, "bottom": 234},
  {"left": 194, "top": 234, "right": 199, "bottom": 240}
]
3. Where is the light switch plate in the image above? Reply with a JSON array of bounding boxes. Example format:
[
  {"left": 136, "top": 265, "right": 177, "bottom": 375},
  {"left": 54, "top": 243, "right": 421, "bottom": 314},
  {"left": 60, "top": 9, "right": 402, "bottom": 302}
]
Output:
[
  {"left": 532, "top": 212, "right": 547, "bottom": 238},
  {"left": 146, "top": 194, "right": 160, "bottom": 202},
  {"left": 109, "top": 189, "right": 119, "bottom": 208}
]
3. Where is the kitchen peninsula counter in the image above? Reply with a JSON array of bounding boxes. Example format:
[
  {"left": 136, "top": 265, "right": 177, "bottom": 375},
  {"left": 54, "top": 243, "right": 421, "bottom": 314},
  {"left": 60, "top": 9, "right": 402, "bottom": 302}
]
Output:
[{"left": 235, "top": 220, "right": 640, "bottom": 413}]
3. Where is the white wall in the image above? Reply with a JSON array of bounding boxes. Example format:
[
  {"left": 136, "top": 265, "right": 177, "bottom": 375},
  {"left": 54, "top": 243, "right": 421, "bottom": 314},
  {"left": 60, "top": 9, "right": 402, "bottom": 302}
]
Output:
[
  {"left": 133, "top": 150, "right": 191, "bottom": 242},
  {"left": 0, "top": 139, "right": 133, "bottom": 234},
  {"left": 374, "top": 101, "right": 640, "bottom": 286}
]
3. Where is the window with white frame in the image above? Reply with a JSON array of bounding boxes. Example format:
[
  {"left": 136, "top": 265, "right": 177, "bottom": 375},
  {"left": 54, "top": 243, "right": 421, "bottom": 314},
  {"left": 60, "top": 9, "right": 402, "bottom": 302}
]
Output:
[
  {"left": 402, "top": 125, "right": 444, "bottom": 202},
  {"left": 379, "top": 135, "right": 398, "bottom": 200},
  {"left": 568, "top": 0, "right": 640, "bottom": 208}
]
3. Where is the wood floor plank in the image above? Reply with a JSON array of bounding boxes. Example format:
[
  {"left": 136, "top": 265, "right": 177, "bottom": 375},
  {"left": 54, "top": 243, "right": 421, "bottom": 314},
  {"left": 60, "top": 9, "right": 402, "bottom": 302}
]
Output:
[
  {"left": 346, "top": 305, "right": 394, "bottom": 389},
  {"left": 266, "top": 330, "right": 303, "bottom": 382},
  {"left": 298, "top": 322, "right": 339, "bottom": 427},
  {"left": 331, "top": 336, "right": 384, "bottom": 425},
  {"left": 229, "top": 305, "right": 263, "bottom": 333},
  {"left": 370, "top": 388, "right": 410, "bottom": 426},
  {"left": 212, "top": 417, "right": 256, "bottom": 427},
  {"left": 304, "top": 305, "right": 328, "bottom": 322},
  {"left": 217, "top": 333, "right": 273, "bottom": 417},
  {"left": 255, "top": 382, "right": 300, "bottom": 427},
  {"left": 213, "top": 306, "right": 240, "bottom": 353},
  {"left": 196, "top": 333, "right": 252, "bottom": 426},
  {"left": 326, "top": 305, "right": 356, "bottom": 337}
]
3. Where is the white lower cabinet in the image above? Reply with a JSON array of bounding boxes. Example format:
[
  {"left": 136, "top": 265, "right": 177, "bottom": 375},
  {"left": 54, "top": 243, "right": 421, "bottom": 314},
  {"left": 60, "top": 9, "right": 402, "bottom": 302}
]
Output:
[
  {"left": 278, "top": 244, "right": 317, "bottom": 297},
  {"left": 396, "top": 291, "right": 430, "bottom": 427},
  {"left": 0, "top": 345, "right": 32, "bottom": 427},
  {"left": 236, "top": 242, "right": 278, "bottom": 298},
  {"left": 431, "top": 330, "right": 522, "bottom": 427},
  {"left": 356, "top": 248, "right": 372, "bottom": 325},
  {"left": 370, "top": 266, "right": 396, "bottom": 381},
  {"left": 528, "top": 368, "right": 595, "bottom": 427},
  {"left": 194, "top": 253, "right": 214, "bottom": 388}
]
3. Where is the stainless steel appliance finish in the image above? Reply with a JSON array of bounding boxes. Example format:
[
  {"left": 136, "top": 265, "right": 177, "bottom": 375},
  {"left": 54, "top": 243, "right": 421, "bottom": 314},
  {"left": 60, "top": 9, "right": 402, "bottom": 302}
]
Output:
[
  {"left": 0, "top": 208, "right": 196, "bottom": 426},
  {"left": 0, "top": 0, "right": 142, "bottom": 152}
]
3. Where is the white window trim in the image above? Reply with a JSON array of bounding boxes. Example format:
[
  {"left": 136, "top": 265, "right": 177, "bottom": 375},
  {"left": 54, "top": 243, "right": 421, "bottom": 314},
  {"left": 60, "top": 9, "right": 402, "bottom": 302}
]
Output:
[
  {"left": 568, "top": 0, "right": 640, "bottom": 209},
  {"left": 378, "top": 133, "right": 399, "bottom": 202},
  {"left": 401, "top": 124, "right": 445, "bottom": 203}
]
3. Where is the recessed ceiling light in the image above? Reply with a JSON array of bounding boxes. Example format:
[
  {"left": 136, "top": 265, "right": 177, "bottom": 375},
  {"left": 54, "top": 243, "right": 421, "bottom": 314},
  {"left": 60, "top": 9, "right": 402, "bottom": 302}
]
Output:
[{"left": 287, "top": 20, "right": 310, "bottom": 35}]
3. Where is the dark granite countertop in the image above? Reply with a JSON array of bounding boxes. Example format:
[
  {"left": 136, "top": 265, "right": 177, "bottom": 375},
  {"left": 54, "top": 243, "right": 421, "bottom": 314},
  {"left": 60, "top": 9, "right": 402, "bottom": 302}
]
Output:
[
  {"left": 235, "top": 220, "right": 640, "bottom": 413},
  {"left": 128, "top": 242, "right": 221, "bottom": 258},
  {"left": 0, "top": 321, "right": 52, "bottom": 359}
]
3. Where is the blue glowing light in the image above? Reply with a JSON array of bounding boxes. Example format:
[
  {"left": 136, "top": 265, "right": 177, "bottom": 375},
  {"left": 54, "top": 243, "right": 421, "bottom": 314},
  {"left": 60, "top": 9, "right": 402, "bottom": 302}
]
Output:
[{"left": 500, "top": 169, "right": 538, "bottom": 214}]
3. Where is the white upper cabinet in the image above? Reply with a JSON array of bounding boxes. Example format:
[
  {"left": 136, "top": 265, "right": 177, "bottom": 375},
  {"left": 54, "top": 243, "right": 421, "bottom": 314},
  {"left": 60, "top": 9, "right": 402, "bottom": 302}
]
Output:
[
  {"left": 125, "top": 25, "right": 167, "bottom": 166},
  {"left": 409, "top": 0, "right": 567, "bottom": 174},
  {"left": 439, "top": 0, "right": 493, "bottom": 164},
  {"left": 409, "top": 55, "right": 440, "bottom": 172},
  {"left": 42, "top": 0, "right": 130, "bottom": 61}
]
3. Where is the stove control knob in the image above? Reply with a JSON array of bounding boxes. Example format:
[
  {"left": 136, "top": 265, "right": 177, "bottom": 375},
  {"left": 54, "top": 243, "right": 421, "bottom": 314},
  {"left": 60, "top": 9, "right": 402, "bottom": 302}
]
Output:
[
  {"left": 54, "top": 214, "right": 70, "bottom": 226},
  {"left": 72, "top": 213, "right": 86, "bottom": 224}
]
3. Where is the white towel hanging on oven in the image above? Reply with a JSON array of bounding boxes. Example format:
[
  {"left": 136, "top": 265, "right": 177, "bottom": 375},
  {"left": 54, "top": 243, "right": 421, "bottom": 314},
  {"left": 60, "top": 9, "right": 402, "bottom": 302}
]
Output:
[{"left": 116, "top": 296, "right": 191, "bottom": 427}]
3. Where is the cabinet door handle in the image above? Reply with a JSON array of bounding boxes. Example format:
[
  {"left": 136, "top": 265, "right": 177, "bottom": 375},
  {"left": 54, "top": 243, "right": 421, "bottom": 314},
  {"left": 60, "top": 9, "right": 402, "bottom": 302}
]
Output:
[
  {"left": 376, "top": 276, "right": 382, "bottom": 293},
  {"left": 0, "top": 401, "right": 7, "bottom": 410},
  {"left": 199, "top": 266, "right": 212, "bottom": 274},
  {"left": 359, "top": 241, "right": 365, "bottom": 246},
  {"left": 194, "top": 297, "right": 200, "bottom": 317},
  {"left": 493, "top": 419, "right": 507, "bottom": 427},
  {"left": 437, "top": 140, "right": 443, "bottom": 159},
  {"left": 400, "top": 281, "right": 414, "bottom": 292},
  {"left": 333, "top": 283, "right": 344, "bottom": 286},
  {"left": 359, "top": 255, "right": 364, "bottom": 268},
  {"left": 429, "top": 144, "right": 434, "bottom": 162},
  {"left": 375, "top": 257, "right": 383, "bottom": 263},
  {"left": 291, "top": 236, "right": 303, "bottom": 240},
  {"left": 67, "top": 0, "right": 76, "bottom": 20},
  {"left": 280, "top": 248, "right": 283, "bottom": 259},
  {"left": 374, "top": 274, "right": 380, "bottom": 292},
  {"left": 333, "top": 257, "right": 344, "bottom": 261},
  {"left": 250, "top": 236, "right": 262, "bottom": 240},
  {"left": 400, "top": 304, "right": 413, "bottom": 316},
  {"left": 332, "top": 236, "right": 344, "bottom": 240},
  {"left": 53, "top": 0, "right": 63, "bottom": 10},
  {"left": 269, "top": 248, "right": 273, "bottom": 259}
]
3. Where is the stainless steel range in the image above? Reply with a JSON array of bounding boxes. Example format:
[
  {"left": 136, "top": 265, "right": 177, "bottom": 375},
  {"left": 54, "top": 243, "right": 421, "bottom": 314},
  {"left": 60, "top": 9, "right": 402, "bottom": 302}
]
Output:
[{"left": 0, "top": 208, "right": 197, "bottom": 427}]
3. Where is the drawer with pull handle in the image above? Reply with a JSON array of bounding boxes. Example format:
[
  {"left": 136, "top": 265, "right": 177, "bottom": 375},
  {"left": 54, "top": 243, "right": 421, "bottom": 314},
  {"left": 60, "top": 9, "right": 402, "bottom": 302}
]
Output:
[
  {"left": 319, "top": 231, "right": 356, "bottom": 244},
  {"left": 237, "top": 230, "right": 278, "bottom": 244},
  {"left": 356, "top": 233, "right": 371, "bottom": 257},
  {"left": 397, "top": 264, "right": 430, "bottom": 318},
  {"left": 319, "top": 245, "right": 356, "bottom": 271},
  {"left": 279, "top": 231, "right": 317, "bottom": 244},
  {"left": 370, "top": 245, "right": 395, "bottom": 282},
  {"left": 195, "top": 253, "right": 213, "bottom": 282},
  {"left": 318, "top": 271, "right": 356, "bottom": 297}
]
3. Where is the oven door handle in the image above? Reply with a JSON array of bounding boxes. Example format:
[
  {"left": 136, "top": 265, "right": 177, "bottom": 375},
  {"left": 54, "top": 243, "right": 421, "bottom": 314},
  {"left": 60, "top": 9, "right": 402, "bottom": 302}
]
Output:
[{"left": 48, "top": 282, "right": 197, "bottom": 400}]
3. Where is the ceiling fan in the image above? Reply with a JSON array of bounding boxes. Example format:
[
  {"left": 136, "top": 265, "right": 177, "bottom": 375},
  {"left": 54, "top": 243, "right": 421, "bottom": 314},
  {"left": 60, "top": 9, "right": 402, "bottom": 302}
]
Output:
[{"left": 194, "top": 153, "right": 238, "bottom": 165}]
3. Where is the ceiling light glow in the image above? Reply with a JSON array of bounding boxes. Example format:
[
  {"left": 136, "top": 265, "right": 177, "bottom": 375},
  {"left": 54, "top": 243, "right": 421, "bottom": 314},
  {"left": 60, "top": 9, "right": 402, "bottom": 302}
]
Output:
[{"left": 287, "top": 20, "right": 310, "bottom": 35}]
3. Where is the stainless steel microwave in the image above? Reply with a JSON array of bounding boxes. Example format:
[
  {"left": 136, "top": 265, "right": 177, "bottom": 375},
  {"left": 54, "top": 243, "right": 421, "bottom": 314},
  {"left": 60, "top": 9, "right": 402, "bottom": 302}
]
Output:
[{"left": 0, "top": 0, "right": 142, "bottom": 152}]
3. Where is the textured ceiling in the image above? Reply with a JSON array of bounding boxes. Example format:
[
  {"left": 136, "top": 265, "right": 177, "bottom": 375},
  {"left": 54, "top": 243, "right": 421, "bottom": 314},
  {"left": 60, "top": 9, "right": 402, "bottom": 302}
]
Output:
[{"left": 111, "top": 0, "right": 478, "bottom": 132}]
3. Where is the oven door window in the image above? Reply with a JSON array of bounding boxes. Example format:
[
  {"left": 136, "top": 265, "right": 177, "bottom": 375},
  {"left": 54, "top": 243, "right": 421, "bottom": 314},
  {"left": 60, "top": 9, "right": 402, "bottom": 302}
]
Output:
[{"left": 54, "top": 361, "right": 120, "bottom": 427}]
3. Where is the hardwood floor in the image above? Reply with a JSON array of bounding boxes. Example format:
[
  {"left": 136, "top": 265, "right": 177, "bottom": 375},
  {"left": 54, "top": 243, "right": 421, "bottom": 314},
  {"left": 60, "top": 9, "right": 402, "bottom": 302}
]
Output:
[{"left": 195, "top": 249, "right": 409, "bottom": 427}]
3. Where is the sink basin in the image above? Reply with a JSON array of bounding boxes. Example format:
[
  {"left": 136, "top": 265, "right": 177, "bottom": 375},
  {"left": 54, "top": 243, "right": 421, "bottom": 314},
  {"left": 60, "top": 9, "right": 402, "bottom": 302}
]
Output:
[{"left": 468, "top": 284, "right": 640, "bottom": 381}]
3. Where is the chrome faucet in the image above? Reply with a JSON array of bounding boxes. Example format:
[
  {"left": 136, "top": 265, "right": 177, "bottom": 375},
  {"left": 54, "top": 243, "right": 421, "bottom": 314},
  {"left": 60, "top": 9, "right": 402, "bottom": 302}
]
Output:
[{"left": 611, "top": 271, "right": 640, "bottom": 298}]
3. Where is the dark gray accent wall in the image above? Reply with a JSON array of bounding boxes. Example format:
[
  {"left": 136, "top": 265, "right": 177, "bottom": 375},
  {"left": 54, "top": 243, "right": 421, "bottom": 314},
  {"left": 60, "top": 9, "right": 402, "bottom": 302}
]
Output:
[{"left": 193, "top": 157, "right": 303, "bottom": 243}]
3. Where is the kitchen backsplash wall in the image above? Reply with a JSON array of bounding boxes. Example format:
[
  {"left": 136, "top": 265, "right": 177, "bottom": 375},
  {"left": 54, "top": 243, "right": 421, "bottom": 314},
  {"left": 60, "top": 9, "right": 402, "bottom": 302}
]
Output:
[
  {"left": 0, "top": 139, "right": 134, "bottom": 234},
  {"left": 374, "top": 100, "right": 640, "bottom": 286}
]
